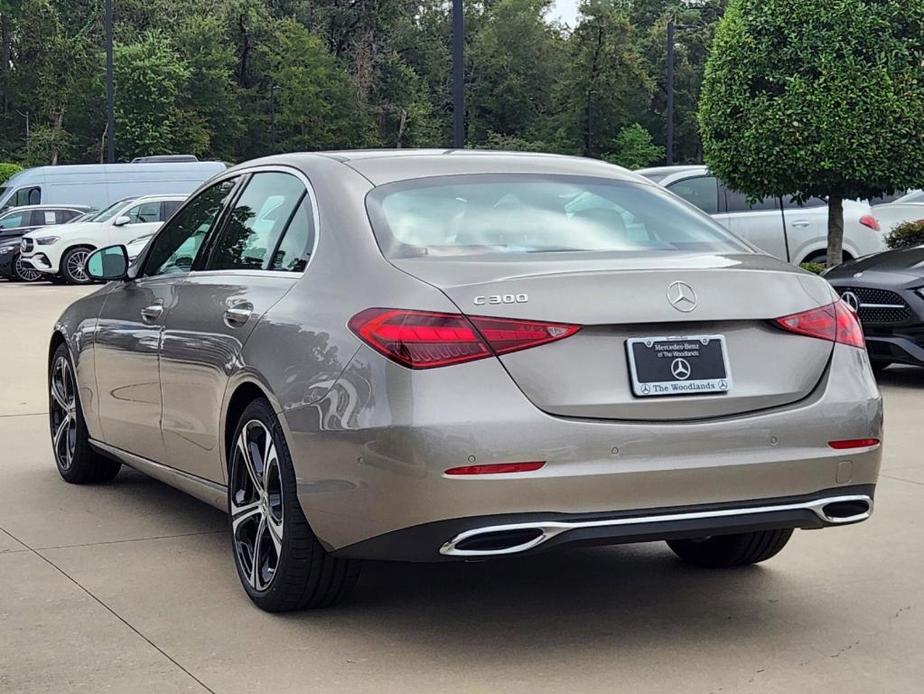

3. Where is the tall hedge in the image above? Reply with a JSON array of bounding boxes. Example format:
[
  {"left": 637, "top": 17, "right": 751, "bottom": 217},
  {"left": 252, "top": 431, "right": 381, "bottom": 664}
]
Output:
[
  {"left": 699, "top": 0, "right": 924, "bottom": 265},
  {"left": 0, "top": 163, "right": 22, "bottom": 185}
]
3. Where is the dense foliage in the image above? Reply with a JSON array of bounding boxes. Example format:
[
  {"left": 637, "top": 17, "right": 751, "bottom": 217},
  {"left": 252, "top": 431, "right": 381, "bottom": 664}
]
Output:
[
  {"left": 0, "top": 0, "right": 725, "bottom": 167},
  {"left": 885, "top": 220, "right": 924, "bottom": 250},
  {"left": 0, "top": 162, "right": 21, "bottom": 183},
  {"left": 699, "top": 0, "right": 924, "bottom": 265}
]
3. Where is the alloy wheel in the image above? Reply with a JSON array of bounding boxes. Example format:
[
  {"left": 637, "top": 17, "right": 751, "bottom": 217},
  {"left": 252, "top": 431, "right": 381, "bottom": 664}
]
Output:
[
  {"left": 14, "top": 254, "right": 42, "bottom": 281},
  {"left": 231, "top": 420, "right": 285, "bottom": 592},
  {"left": 65, "top": 249, "right": 91, "bottom": 283},
  {"left": 50, "top": 356, "right": 78, "bottom": 470}
]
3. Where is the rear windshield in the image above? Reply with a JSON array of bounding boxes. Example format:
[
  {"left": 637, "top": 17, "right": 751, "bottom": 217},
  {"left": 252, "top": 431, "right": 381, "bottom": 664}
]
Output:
[{"left": 366, "top": 175, "right": 748, "bottom": 259}]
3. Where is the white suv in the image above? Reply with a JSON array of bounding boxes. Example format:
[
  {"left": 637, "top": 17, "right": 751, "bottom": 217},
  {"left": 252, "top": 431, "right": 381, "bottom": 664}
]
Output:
[
  {"left": 637, "top": 166, "right": 884, "bottom": 265},
  {"left": 20, "top": 195, "right": 185, "bottom": 284}
]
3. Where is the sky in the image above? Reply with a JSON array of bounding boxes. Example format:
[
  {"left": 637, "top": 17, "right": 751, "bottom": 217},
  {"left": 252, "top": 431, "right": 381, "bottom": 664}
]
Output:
[{"left": 549, "top": 0, "right": 580, "bottom": 26}]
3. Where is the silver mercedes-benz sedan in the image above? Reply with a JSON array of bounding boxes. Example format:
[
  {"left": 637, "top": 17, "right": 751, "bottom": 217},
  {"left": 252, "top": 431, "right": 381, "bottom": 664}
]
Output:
[{"left": 48, "top": 150, "right": 882, "bottom": 612}]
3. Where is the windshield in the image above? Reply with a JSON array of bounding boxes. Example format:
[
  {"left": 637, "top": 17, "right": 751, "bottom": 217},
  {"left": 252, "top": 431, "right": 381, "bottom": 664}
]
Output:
[
  {"left": 367, "top": 175, "right": 748, "bottom": 259},
  {"left": 91, "top": 198, "right": 133, "bottom": 223}
]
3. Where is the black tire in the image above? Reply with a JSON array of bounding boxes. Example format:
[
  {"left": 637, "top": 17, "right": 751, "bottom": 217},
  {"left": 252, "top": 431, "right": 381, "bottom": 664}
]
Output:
[
  {"left": 49, "top": 343, "right": 121, "bottom": 484},
  {"left": 12, "top": 252, "right": 43, "bottom": 282},
  {"left": 60, "top": 246, "right": 94, "bottom": 284},
  {"left": 667, "top": 529, "right": 793, "bottom": 568},
  {"left": 228, "top": 398, "right": 361, "bottom": 612}
]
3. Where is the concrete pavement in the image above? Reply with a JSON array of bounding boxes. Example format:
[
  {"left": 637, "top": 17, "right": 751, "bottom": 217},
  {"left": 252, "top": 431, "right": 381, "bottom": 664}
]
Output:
[{"left": 1, "top": 281, "right": 922, "bottom": 693}]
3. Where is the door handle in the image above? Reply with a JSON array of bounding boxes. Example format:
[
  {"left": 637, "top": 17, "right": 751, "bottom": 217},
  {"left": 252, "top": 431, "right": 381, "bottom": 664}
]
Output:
[
  {"left": 223, "top": 303, "right": 253, "bottom": 328},
  {"left": 790, "top": 220, "right": 811, "bottom": 228},
  {"left": 140, "top": 303, "right": 164, "bottom": 323}
]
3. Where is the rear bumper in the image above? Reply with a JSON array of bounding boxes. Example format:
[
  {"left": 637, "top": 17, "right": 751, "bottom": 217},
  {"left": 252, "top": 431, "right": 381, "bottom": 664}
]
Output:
[
  {"left": 286, "top": 342, "right": 883, "bottom": 557},
  {"left": 334, "top": 485, "right": 875, "bottom": 561}
]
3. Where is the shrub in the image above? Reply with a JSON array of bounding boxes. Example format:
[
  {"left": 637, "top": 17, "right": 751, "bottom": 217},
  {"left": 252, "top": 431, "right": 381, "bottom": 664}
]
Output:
[
  {"left": 885, "top": 220, "right": 924, "bottom": 250},
  {"left": 799, "top": 262, "right": 826, "bottom": 275},
  {"left": 0, "top": 163, "right": 22, "bottom": 185}
]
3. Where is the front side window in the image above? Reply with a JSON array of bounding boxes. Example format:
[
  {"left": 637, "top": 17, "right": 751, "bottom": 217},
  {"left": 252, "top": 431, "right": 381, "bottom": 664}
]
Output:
[
  {"left": 12, "top": 186, "right": 40, "bottom": 206},
  {"left": 367, "top": 175, "right": 746, "bottom": 259},
  {"left": 666, "top": 176, "right": 719, "bottom": 215},
  {"left": 0, "top": 211, "right": 28, "bottom": 229},
  {"left": 208, "top": 172, "right": 305, "bottom": 271},
  {"left": 92, "top": 198, "right": 134, "bottom": 223},
  {"left": 143, "top": 179, "right": 238, "bottom": 277},
  {"left": 125, "top": 201, "right": 163, "bottom": 225}
]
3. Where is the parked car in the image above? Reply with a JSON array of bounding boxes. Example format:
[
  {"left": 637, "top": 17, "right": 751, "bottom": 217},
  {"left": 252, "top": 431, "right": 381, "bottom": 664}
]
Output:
[
  {"left": 824, "top": 244, "right": 924, "bottom": 372},
  {"left": 50, "top": 151, "right": 881, "bottom": 612},
  {"left": 637, "top": 165, "right": 884, "bottom": 265},
  {"left": 0, "top": 159, "right": 225, "bottom": 212},
  {"left": 868, "top": 190, "right": 924, "bottom": 234},
  {"left": 20, "top": 195, "right": 185, "bottom": 284},
  {"left": 0, "top": 205, "right": 94, "bottom": 282}
]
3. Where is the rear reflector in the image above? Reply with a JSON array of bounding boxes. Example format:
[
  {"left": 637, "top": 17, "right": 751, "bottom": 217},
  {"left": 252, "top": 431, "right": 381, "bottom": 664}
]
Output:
[
  {"left": 828, "top": 438, "right": 880, "bottom": 449},
  {"left": 348, "top": 308, "right": 580, "bottom": 369},
  {"left": 445, "top": 462, "right": 545, "bottom": 475},
  {"left": 773, "top": 300, "right": 865, "bottom": 348},
  {"left": 859, "top": 215, "right": 880, "bottom": 231}
]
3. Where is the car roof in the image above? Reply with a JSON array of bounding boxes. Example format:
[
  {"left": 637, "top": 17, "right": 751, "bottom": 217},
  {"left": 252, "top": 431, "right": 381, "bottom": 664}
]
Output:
[
  {"left": 227, "top": 149, "right": 652, "bottom": 187},
  {"left": 2, "top": 204, "right": 94, "bottom": 212},
  {"left": 123, "top": 194, "right": 187, "bottom": 203}
]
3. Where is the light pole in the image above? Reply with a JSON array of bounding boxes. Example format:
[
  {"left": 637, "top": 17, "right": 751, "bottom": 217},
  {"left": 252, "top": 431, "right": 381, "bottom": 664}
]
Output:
[
  {"left": 665, "top": 17, "right": 674, "bottom": 165},
  {"left": 452, "top": 0, "right": 464, "bottom": 148},
  {"left": 105, "top": 0, "right": 115, "bottom": 163}
]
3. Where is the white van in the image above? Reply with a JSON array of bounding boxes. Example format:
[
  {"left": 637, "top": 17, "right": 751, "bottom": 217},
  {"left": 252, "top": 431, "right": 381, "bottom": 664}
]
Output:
[{"left": 0, "top": 161, "right": 227, "bottom": 211}]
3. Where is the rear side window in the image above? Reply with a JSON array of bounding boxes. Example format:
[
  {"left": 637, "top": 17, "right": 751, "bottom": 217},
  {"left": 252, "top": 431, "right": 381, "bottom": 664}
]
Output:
[
  {"left": 208, "top": 172, "right": 305, "bottom": 271},
  {"left": 57, "top": 210, "right": 81, "bottom": 223},
  {"left": 366, "top": 175, "right": 747, "bottom": 259},
  {"left": 723, "top": 187, "right": 779, "bottom": 213},
  {"left": 666, "top": 176, "right": 719, "bottom": 214},
  {"left": 269, "top": 197, "right": 314, "bottom": 272},
  {"left": 161, "top": 200, "right": 181, "bottom": 220},
  {"left": 30, "top": 210, "right": 57, "bottom": 226}
]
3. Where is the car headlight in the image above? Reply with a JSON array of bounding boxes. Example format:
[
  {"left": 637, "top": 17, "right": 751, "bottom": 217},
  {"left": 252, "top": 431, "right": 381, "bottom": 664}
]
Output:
[
  {"left": 35, "top": 236, "right": 60, "bottom": 245},
  {"left": 915, "top": 288, "right": 924, "bottom": 300},
  {"left": 0, "top": 245, "right": 13, "bottom": 254}
]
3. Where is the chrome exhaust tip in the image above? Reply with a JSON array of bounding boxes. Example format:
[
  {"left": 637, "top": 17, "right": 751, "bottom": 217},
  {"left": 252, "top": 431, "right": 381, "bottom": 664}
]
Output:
[{"left": 439, "top": 493, "right": 875, "bottom": 558}]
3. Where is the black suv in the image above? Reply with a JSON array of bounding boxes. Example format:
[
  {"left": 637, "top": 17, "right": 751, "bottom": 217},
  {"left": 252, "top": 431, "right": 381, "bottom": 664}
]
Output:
[{"left": 0, "top": 205, "right": 94, "bottom": 282}]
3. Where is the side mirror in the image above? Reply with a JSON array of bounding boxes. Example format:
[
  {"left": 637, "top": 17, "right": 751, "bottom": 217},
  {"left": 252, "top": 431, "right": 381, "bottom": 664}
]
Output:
[
  {"left": 86, "top": 245, "right": 129, "bottom": 281},
  {"left": 113, "top": 215, "right": 131, "bottom": 227}
]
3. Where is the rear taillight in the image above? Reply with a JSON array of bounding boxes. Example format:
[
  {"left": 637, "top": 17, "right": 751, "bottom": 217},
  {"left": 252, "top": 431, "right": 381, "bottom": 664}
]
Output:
[
  {"left": 774, "top": 300, "right": 865, "bottom": 348},
  {"left": 859, "top": 214, "right": 880, "bottom": 231},
  {"left": 348, "top": 308, "right": 580, "bottom": 369}
]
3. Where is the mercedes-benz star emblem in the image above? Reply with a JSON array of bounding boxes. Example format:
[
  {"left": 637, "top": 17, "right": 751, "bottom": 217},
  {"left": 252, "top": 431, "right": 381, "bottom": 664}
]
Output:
[
  {"left": 671, "top": 358, "right": 692, "bottom": 381},
  {"left": 841, "top": 291, "right": 860, "bottom": 312},
  {"left": 667, "top": 281, "right": 697, "bottom": 312}
]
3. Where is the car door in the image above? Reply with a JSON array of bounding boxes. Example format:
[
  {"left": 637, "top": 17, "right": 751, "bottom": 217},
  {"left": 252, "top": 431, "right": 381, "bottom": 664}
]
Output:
[
  {"left": 719, "top": 186, "right": 789, "bottom": 260},
  {"left": 780, "top": 195, "right": 828, "bottom": 262},
  {"left": 94, "top": 180, "right": 239, "bottom": 463},
  {"left": 159, "top": 169, "right": 315, "bottom": 482},
  {"left": 665, "top": 175, "right": 720, "bottom": 219}
]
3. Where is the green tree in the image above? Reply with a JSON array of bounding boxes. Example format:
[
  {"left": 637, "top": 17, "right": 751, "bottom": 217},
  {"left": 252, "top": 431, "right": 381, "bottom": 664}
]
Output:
[
  {"left": 700, "top": 0, "right": 924, "bottom": 265},
  {"left": 604, "top": 123, "right": 664, "bottom": 168},
  {"left": 551, "top": 0, "right": 653, "bottom": 158},
  {"left": 114, "top": 33, "right": 195, "bottom": 160}
]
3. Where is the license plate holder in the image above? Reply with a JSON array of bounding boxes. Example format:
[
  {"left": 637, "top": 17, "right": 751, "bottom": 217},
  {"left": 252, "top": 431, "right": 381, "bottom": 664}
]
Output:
[{"left": 626, "top": 335, "right": 732, "bottom": 397}]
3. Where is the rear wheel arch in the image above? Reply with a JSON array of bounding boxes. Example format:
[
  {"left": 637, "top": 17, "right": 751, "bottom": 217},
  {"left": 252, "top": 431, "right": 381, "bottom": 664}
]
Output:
[
  {"left": 48, "top": 331, "right": 68, "bottom": 370},
  {"left": 223, "top": 381, "right": 274, "bottom": 472}
]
